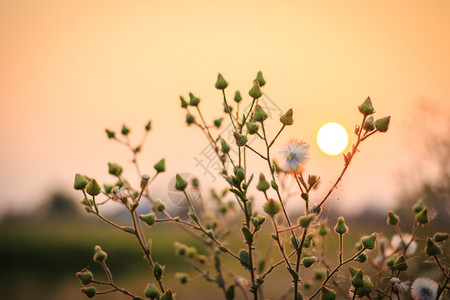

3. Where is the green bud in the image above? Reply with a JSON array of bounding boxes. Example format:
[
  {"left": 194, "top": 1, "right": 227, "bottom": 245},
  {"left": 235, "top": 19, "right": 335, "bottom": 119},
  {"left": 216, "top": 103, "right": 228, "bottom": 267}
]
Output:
[
  {"left": 197, "top": 254, "right": 207, "bottom": 264},
  {"left": 246, "top": 122, "right": 259, "bottom": 134},
  {"left": 393, "top": 255, "right": 408, "bottom": 271},
  {"left": 302, "top": 256, "right": 317, "bottom": 268},
  {"left": 351, "top": 270, "right": 364, "bottom": 288},
  {"left": 358, "top": 97, "right": 374, "bottom": 116},
  {"left": 105, "top": 129, "right": 115, "bottom": 139},
  {"left": 121, "top": 124, "right": 130, "bottom": 135},
  {"left": 304, "top": 232, "right": 314, "bottom": 248},
  {"left": 253, "top": 105, "right": 268, "bottom": 122},
  {"left": 153, "top": 263, "right": 164, "bottom": 280},
  {"left": 334, "top": 216, "right": 348, "bottom": 235},
  {"left": 186, "top": 113, "right": 195, "bottom": 125},
  {"left": 280, "top": 108, "right": 294, "bottom": 126},
  {"left": 355, "top": 241, "right": 363, "bottom": 251},
  {"left": 254, "top": 71, "right": 266, "bottom": 87},
  {"left": 425, "top": 237, "right": 442, "bottom": 256},
  {"left": 186, "top": 246, "right": 197, "bottom": 258},
  {"left": 159, "top": 289, "right": 173, "bottom": 300},
  {"left": 153, "top": 159, "right": 166, "bottom": 173},
  {"left": 93, "top": 245, "right": 107, "bottom": 263},
  {"left": 180, "top": 96, "right": 188, "bottom": 108},
  {"left": 257, "top": 173, "right": 270, "bottom": 192},
  {"left": 416, "top": 208, "right": 429, "bottom": 224},
  {"left": 139, "top": 212, "right": 156, "bottom": 226},
  {"left": 413, "top": 199, "right": 424, "bottom": 213},
  {"left": 108, "top": 162, "right": 123, "bottom": 176},
  {"left": 315, "top": 270, "right": 325, "bottom": 280},
  {"left": 223, "top": 102, "right": 233, "bottom": 114},
  {"left": 434, "top": 232, "right": 449, "bottom": 242},
  {"left": 375, "top": 116, "right": 391, "bottom": 132},
  {"left": 234, "top": 90, "right": 242, "bottom": 103},
  {"left": 215, "top": 73, "right": 229, "bottom": 90},
  {"left": 264, "top": 199, "right": 281, "bottom": 217},
  {"left": 76, "top": 269, "right": 93, "bottom": 285},
  {"left": 248, "top": 81, "right": 262, "bottom": 99},
  {"left": 175, "top": 272, "right": 189, "bottom": 284},
  {"left": 144, "top": 282, "right": 160, "bottom": 299},
  {"left": 74, "top": 174, "right": 89, "bottom": 190},
  {"left": 363, "top": 116, "right": 375, "bottom": 131},
  {"left": 233, "top": 132, "right": 247, "bottom": 147},
  {"left": 361, "top": 233, "right": 377, "bottom": 250},
  {"left": 145, "top": 120, "right": 152, "bottom": 131},
  {"left": 86, "top": 179, "right": 101, "bottom": 196},
  {"left": 355, "top": 252, "right": 367, "bottom": 263},
  {"left": 214, "top": 118, "right": 224, "bottom": 128},
  {"left": 299, "top": 214, "right": 315, "bottom": 228},
  {"left": 355, "top": 277, "right": 373, "bottom": 297},
  {"left": 319, "top": 223, "right": 329, "bottom": 236},
  {"left": 175, "top": 174, "right": 188, "bottom": 191},
  {"left": 189, "top": 92, "right": 200, "bottom": 106},
  {"left": 153, "top": 200, "right": 166, "bottom": 212},
  {"left": 103, "top": 184, "right": 113, "bottom": 194},
  {"left": 174, "top": 242, "right": 187, "bottom": 256},
  {"left": 321, "top": 286, "right": 336, "bottom": 300},
  {"left": 349, "top": 266, "right": 360, "bottom": 278},
  {"left": 387, "top": 211, "right": 399, "bottom": 226},
  {"left": 220, "top": 139, "right": 230, "bottom": 154},
  {"left": 386, "top": 255, "right": 398, "bottom": 268},
  {"left": 81, "top": 286, "right": 96, "bottom": 298}
]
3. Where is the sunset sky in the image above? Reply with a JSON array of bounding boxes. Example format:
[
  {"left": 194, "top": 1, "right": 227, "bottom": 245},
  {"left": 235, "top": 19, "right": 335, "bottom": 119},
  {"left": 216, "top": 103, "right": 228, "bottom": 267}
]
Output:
[{"left": 1, "top": 0, "right": 449, "bottom": 215}]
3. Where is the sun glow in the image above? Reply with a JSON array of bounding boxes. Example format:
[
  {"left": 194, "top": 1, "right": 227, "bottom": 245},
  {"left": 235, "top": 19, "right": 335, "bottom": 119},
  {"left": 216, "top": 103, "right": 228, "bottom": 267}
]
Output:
[{"left": 317, "top": 123, "right": 348, "bottom": 155}]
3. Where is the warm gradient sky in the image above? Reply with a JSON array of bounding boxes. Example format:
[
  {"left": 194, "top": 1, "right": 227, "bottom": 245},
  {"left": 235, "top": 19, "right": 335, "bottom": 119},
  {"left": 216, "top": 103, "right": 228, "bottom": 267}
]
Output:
[{"left": 1, "top": 0, "right": 449, "bottom": 215}]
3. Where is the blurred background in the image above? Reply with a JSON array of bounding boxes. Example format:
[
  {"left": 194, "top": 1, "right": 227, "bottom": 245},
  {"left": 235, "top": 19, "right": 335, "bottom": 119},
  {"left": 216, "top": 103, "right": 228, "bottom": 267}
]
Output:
[{"left": 0, "top": 0, "right": 449, "bottom": 299}]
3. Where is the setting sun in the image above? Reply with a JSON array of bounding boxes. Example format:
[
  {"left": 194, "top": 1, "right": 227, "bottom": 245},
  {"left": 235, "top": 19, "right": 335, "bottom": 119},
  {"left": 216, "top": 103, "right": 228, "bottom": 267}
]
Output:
[{"left": 317, "top": 122, "right": 349, "bottom": 155}]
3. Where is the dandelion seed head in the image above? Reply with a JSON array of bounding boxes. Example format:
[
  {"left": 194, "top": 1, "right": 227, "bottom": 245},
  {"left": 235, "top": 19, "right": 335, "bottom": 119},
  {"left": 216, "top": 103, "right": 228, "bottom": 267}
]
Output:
[
  {"left": 281, "top": 140, "right": 309, "bottom": 172},
  {"left": 411, "top": 277, "right": 438, "bottom": 300}
]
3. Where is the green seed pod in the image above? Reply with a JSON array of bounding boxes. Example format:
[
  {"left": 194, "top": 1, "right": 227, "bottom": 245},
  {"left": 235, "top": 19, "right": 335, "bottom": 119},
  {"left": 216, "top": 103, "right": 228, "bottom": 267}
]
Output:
[
  {"left": 174, "top": 242, "right": 187, "bottom": 256},
  {"left": 121, "top": 124, "right": 130, "bottom": 135},
  {"left": 105, "top": 129, "right": 115, "bottom": 139},
  {"left": 254, "top": 71, "right": 266, "bottom": 87},
  {"left": 361, "top": 233, "right": 377, "bottom": 250},
  {"left": 355, "top": 252, "right": 367, "bottom": 263},
  {"left": 180, "top": 96, "right": 188, "bottom": 109},
  {"left": 304, "top": 232, "right": 314, "bottom": 248},
  {"left": 375, "top": 116, "right": 391, "bottom": 132},
  {"left": 302, "top": 256, "right": 317, "bottom": 268},
  {"left": 215, "top": 73, "right": 229, "bottom": 90},
  {"left": 363, "top": 116, "right": 375, "bottom": 131},
  {"left": 246, "top": 122, "right": 259, "bottom": 134},
  {"left": 159, "top": 289, "right": 173, "bottom": 300},
  {"left": 175, "top": 174, "right": 188, "bottom": 191},
  {"left": 186, "top": 113, "right": 195, "bottom": 125},
  {"left": 103, "top": 184, "right": 113, "bottom": 194},
  {"left": 358, "top": 97, "right": 374, "bottom": 116},
  {"left": 234, "top": 90, "right": 242, "bottom": 103},
  {"left": 175, "top": 272, "right": 189, "bottom": 284},
  {"left": 186, "top": 247, "right": 197, "bottom": 258},
  {"left": 145, "top": 120, "right": 152, "bottom": 131},
  {"left": 299, "top": 214, "right": 315, "bottom": 228},
  {"left": 233, "top": 132, "right": 247, "bottom": 147},
  {"left": 153, "top": 263, "right": 164, "bottom": 280},
  {"left": 253, "top": 105, "right": 268, "bottom": 122},
  {"left": 349, "top": 266, "right": 360, "bottom": 278},
  {"left": 387, "top": 211, "right": 399, "bottom": 226},
  {"left": 355, "top": 277, "right": 373, "bottom": 297},
  {"left": 189, "top": 92, "right": 200, "bottom": 106},
  {"left": 425, "top": 237, "right": 442, "bottom": 256},
  {"left": 416, "top": 208, "right": 429, "bottom": 224},
  {"left": 81, "top": 286, "right": 96, "bottom": 298},
  {"left": 214, "top": 118, "right": 224, "bottom": 128},
  {"left": 315, "top": 270, "right": 325, "bottom": 280},
  {"left": 321, "top": 286, "right": 336, "bottom": 300},
  {"left": 93, "top": 245, "right": 107, "bottom": 263},
  {"left": 319, "top": 223, "right": 329, "bottom": 236},
  {"left": 434, "top": 232, "right": 449, "bottom": 242},
  {"left": 248, "top": 82, "right": 263, "bottom": 99},
  {"left": 153, "top": 159, "right": 166, "bottom": 173},
  {"left": 257, "top": 173, "right": 270, "bottom": 192},
  {"left": 144, "top": 282, "right": 160, "bottom": 299},
  {"left": 220, "top": 139, "right": 230, "bottom": 154},
  {"left": 108, "top": 162, "right": 123, "bottom": 176},
  {"left": 264, "top": 199, "right": 281, "bottom": 217},
  {"left": 139, "top": 212, "right": 156, "bottom": 226},
  {"left": 197, "top": 255, "right": 207, "bottom": 264},
  {"left": 76, "top": 269, "right": 93, "bottom": 285},
  {"left": 86, "top": 179, "right": 101, "bottom": 196},
  {"left": 334, "top": 217, "right": 348, "bottom": 235},
  {"left": 74, "top": 174, "right": 89, "bottom": 190},
  {"left": 386, "top": 255, "right": 398, "bottom": 268},
  {"left": 351, "top": 270, "right": 364, "bottom": 288},
  {"left": 280, "top": 108, "right": 294, "bottom": 126},
  {"left": 153, "top": 200, "right": 166, "bottom": 212},
  {"left": 413, "top": 199, "right": 424, "bottom": 213},
  {"left": 393, "top": 255, "right": 408, "bottom": 271}
]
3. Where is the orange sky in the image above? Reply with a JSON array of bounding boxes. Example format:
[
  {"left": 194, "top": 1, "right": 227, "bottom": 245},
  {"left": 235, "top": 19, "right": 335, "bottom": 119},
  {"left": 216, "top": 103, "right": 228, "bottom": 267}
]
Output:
[{"left": 1, "top": 0, "right": 449, "bottom": 214}]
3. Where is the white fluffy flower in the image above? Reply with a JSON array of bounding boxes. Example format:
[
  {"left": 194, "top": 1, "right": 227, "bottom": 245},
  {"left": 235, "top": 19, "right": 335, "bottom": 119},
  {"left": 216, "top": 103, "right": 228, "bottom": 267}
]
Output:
[
  {"left": 411, "top": 277, "right": 438, "bottom": 300},
  {"left": 391, "top": 277, "right": 409, "bottom": 293},
  {"left": 390, "top": 234, "right": 417, "bottom": 256},
  {"left": 281, "top": 141, "right": 309, "bottom": 172}
]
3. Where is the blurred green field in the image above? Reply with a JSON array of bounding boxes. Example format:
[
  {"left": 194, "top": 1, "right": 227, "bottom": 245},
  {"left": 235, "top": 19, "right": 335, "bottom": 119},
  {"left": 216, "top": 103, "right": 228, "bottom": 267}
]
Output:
[{"left": 0, "top": 217, "right": 447, "bottom": 300}]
